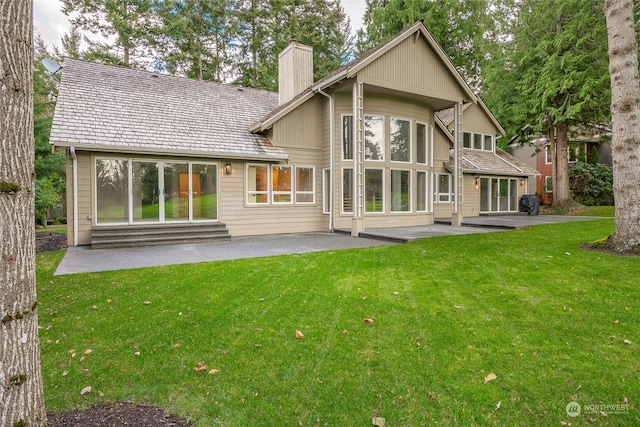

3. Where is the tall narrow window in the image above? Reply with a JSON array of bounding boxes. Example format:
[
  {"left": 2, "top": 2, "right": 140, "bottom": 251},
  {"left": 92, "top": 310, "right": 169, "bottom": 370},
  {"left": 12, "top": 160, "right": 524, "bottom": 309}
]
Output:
[
  {"left": 463, "top": 132, "right": 472, "bottom": 149},
  {"left": 365, "top": 168, "right": 384, "bottom": 212},
  {"left": 295, "top": 166, "right": 314, "bottom": 203},
  {"left": 342, "top": 115, "right": 353, "bottom": 160},
  {"left": 272, "top": 165, "right": 292, "bottom": 203},
  {"left": 192, "top": 163, "right": 217, "bottom": 220},
  {"left": 391, "top": 169, "right": 410, "bottom": 212},
  {"left": 509, "top": 179, "right": 518, "bottom": 211},
  {"left": 416, "top": 171, "right": 427, "bottom": 212},
  {"left": 164, "top": 162, "right": 190, "bottom": 221},
  {"left": 364, "top": 115, "right": 384, "bottom": 161},
  {"left": 480, "top": 178, "right": 490, "bottom": 212},
  {"left": 436, "top": 174, "right": 452, "bottom": 202},
  {"left": 342, "top": 168, "right": 353, "bottom": 213},
  {"left": 132, "top": 161, "right": 159, "bottom": 223},
  {"left": 484, "top": 134, "right": 493, "bottom": 151},
  {"left": 390, "top": 118, "right": 410, "bottom": 162},
  {"left": 473, "top": 133, "right": 483, "bottom": 149},
  {"left": 323, "top": 168, "right": 331, "bottom": 214},
  {"left": 96, "top": 159, "right": 129, "bottom": 223},
  {"left": 416, "top": 123, "right": 427, "bottom": 164},
  {"left": 247, "top": 164, "right": 269, "bottom": 204},
  {"left": 545, "top": 145, "right": 552, "bottom": 164}
]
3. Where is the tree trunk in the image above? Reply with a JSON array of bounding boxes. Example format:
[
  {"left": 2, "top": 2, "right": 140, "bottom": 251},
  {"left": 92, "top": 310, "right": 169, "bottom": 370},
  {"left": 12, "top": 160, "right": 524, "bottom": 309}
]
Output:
[
  {"left": 604, "top": 0, "right": 640, "bottom": 251},
  {"left": 553, "top": 121, "right": 572, "bottom": 207},
  {"left": 0, "top": 1, "right": 47, "bottom": 426}
]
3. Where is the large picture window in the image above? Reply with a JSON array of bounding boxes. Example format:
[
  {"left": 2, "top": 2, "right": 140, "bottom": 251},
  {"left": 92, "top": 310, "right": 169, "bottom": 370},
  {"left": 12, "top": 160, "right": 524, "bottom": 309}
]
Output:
[
  {"left": 365, "top": 168, "right": 384, "bottom": 213},
  {"left": 390, "top": 169, "right": 410, "bottom": 212},
  {"left": 247, "top": 163, "right": 315, "bottom": 206},
  {"left": 364, "top": 115, "right": 384, "bottom": 161},
  {"left": 96, "top": 159, "right": 129, "bottom": 223},
  {"left": 96, "top": 158, "right": 217, "bottom": 224},
  {"left": 390, "top": 118, "right": 410, "bottom": 162}
]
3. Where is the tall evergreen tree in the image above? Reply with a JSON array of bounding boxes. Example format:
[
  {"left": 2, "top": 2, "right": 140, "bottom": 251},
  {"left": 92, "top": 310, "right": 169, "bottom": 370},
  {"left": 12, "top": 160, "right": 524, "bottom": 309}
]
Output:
[
  {"left": 155, "top": 0, "right": 233, "bottom": 81},
  {"left": 485, "top": 0, "right": 610, "bottom": 207},
  {"left": 61, "top": 0, "right": 156, "bottom": 65}
]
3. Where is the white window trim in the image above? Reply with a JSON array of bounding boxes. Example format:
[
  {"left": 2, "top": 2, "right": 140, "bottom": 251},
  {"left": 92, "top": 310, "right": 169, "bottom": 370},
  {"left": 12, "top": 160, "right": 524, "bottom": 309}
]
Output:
[
  {"left": 246, "top": 163, "right": 270, "bottom": 205},
  {"left": 484, "top": 134, "right": 494, "bottom": 151},
  {"left": 390, "top": 168, "right": 412, "bottom": 213},
  {"left": 416, "top": 170, "right": 429, "bottom": 212},
  {"left": 544, "top": 175, "right": 553, "bottom": 193},
  {"left": 364, "top": 114, "right": 385, "bottom": 162},
  {"left": 341, "top": 167, "right": 354, "bottom": 215},
  {"left": 416, "top": 121, "right": 429, "bottom": 165},
  {"left": 322, "top": 168, "right": 330, "bottom": 214},
  {"left": 364, "top": 167, "right": 385, "bottom": 214},
  {"left": 463, "top": 131, "right": 472, "bottom": 149},
  {"left": 545, "top": 145, "right": 552, "bottom": 164},
  {"left": 295, "top": 166, "right": 315, "bottom": 204},
  {"left": 390, "top": 116, "right": 412, "bottom": 163},
  {"left": 95, "top": 157, "right": 219, "bottom": 225},
  {"left": 341, "top": 114, "right": 354, "bottom": 161},
  {"left": 435, "top": 173, "right": 453, "bottom": 203},
  {"left": 271, "top": 164, "right": 293, "bottom": 204}
]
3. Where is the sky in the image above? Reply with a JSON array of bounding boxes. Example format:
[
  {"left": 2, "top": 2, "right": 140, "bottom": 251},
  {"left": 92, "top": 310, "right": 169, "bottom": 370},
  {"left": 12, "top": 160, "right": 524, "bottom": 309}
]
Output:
[{"left": 33, "top": 0, "right": 367, "bottom": 51}]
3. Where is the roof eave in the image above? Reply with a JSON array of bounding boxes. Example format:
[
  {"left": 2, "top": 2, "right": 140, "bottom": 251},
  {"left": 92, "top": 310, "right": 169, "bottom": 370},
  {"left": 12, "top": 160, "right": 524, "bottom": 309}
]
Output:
[{"left": 51, "top": 141, "right": 290, "bottom": 162}]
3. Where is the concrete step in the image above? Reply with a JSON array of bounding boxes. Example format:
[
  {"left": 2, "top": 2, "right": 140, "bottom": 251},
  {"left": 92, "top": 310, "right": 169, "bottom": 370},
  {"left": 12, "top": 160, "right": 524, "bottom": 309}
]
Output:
[{"left": 91, "top": 222, "right": 230, "bottom": 249}]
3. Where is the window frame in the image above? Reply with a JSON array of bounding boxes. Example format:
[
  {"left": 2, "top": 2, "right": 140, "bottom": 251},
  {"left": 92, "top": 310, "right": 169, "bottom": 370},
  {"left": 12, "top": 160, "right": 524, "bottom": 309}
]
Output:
[
  {"left": 246, "top": 163, "right": 270, "bottom": 205},
  {"left": 364, "top": 167, "right": 385, "bottom": 213},
  {"left": 341, "top": 167, "right": 354, "bottom": 214},
  {"left": 271, "top": 165, "right": 293, "bottom": 204},
  {"left": 435, "top": 173, "right": 453, "bottom": 203},
  {"left": 463, "top": 131, "right": 472, "bottom": 149},
  {"left": 416, "top": 122, "right": 429, "bottom": 165},
  {"left": 390, "top": 117, "right": 411, "bottom": 163},
  {"left": 295, "top": 166, "right": 315, "bottom": 204},
  {"left": 364, "top": 114, "right": 385, "bottom": 161},
  {"left": 341, "top": 114, "right": 354, "bottom": 161},
  {"left": 483, "top": 134, "right": 493, "bottom": 151},
  {"left": 390, "top": 168, "right": 411, "bottom": 213}
]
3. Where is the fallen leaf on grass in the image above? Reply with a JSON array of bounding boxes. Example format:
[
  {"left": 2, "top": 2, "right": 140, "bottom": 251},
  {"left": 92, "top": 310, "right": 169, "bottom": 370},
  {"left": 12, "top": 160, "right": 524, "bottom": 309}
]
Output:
[
  {"left": 364, "top": 318, "right": 374, "bottom": 324},
  {"left": 80, "top": 386, "right": 92, "bottom": 395},
  {"left": 623, "top": 396, "right": 628, "bottom": 404},
  {"left": 496, "top": 401, "right": 501, "bottom": 409},
  {"left": 372, "top": 417, "right": 385, "bottom": 427},
  {"left": 484, "top": 373, "right": 497, "bottom": 384},
  {"left": 208, "top": 369, "right": 219, "bottom": 375},
  {"left": 295, "top": 330, "right": 305, "bottom": 339},
  {"left": 623, "top": 339, "right": 632, "bottom": 345},
  {"left": 194, "top": 362, "right": 207, "bottom": 371},
  {"left": 84, "top": 349, "right": 92, "bottom": 354},
  {"left": 428, "top": 392, "right": 435, "bottom": 399}
]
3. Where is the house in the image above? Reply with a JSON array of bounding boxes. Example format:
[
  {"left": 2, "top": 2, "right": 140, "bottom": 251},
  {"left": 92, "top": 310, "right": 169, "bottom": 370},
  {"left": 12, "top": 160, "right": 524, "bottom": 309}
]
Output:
[
  {"left": 50, "top": 21, "right": 538, "bottom": 248},
  {"left": 508, "top": 127, "right": 611, "bottom": 204}
]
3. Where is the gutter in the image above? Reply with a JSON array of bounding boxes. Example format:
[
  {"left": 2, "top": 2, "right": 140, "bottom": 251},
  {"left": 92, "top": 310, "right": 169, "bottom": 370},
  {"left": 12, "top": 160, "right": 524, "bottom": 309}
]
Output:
[
  {"left": 315, "top": 88, "right": 334, "bottom": 232},
  {"left": 70, "top": 147, "right": 78, "bottom": 246}
]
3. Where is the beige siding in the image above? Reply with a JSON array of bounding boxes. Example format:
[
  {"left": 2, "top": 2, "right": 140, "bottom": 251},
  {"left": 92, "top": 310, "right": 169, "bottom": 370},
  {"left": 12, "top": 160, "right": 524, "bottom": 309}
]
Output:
[
  {"left": 461, "top": 103, "right": 499, "bottom": 135},
  {"left": 358, "top": 36, "right": 466, "bottom": 103},
  {"left": 67, "top": 151, "right": 93, "bottom": 245},
  {"left": 272, "top": 96, "right": 323, "bottom": 149},
  {"left": 462, "top": 175, "right": 480, "bottom": 217}
]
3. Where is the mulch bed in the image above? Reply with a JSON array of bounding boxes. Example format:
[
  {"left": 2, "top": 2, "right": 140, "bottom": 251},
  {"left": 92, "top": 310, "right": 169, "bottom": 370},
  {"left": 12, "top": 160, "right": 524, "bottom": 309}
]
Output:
[
  {"left": 47, "top": 402, "right": 192, "bottom": 427},
  {"left": 36, "top": 232, "right": 68, "bottom": 252}
]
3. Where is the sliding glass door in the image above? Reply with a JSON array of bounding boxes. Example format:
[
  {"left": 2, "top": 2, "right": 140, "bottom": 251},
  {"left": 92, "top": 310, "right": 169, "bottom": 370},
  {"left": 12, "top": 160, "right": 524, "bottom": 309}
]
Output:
[{"left": 480, "top": 177, "right": 519, "bottom": 213}]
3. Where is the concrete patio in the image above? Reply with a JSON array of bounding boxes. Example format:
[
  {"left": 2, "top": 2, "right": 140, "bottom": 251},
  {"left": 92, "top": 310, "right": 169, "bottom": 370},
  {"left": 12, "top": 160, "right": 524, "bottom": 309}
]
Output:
[{"left": 54, "top": 214, "right": 604, "bottom": 275}]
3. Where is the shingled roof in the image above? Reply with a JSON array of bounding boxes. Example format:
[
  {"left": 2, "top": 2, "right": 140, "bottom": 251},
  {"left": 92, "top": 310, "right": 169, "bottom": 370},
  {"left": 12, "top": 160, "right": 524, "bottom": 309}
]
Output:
[
  {"left": 445, "top": 148, "right": 540, "bottom": 177},
  {"left": 50, "top": 59, "right": 288, "bottom": 161}
]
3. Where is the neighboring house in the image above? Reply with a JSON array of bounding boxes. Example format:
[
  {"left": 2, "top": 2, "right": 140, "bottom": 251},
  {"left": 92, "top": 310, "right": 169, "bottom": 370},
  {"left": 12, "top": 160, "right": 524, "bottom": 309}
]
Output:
[
  {"left": 508, "top": 127, "right": 611, "bottom": 205},
  {"left": 50, "top": 21, "right": 538, "bottom": 248}
]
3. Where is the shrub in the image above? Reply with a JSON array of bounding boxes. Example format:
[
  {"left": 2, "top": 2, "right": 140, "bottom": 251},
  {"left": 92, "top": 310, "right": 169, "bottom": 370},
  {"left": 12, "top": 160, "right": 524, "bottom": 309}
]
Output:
[{"left": 569, "top": 161, "right": 613, "bottom": 206}]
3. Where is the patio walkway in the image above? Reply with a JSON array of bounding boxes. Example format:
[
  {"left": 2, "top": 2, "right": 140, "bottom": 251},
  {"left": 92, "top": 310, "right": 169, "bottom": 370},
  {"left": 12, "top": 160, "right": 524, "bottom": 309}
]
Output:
[{"left": 54, "top": 214, "right": 604, "bottom": 275}]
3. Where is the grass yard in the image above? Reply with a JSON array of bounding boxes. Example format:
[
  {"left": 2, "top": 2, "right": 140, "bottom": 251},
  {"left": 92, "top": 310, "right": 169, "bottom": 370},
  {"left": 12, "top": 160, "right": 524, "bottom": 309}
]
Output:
[{"left": 37, "top": 219, "right": 638, "bottom": 426}]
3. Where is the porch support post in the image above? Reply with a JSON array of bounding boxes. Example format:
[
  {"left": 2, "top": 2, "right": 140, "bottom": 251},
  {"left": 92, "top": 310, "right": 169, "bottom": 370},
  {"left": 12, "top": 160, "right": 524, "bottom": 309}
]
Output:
[
  {"left": 352, "top": 81, "right": 365, "bottom": 236},
  {"left": 452, "top": 101, "right": 464, "bottom": 227}
]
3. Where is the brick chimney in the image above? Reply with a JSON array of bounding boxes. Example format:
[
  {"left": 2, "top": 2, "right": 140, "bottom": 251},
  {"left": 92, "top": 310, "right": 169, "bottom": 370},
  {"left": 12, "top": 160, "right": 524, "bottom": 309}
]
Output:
[{"left": 278, "top": 39, "right": 313, "bottom": 105}]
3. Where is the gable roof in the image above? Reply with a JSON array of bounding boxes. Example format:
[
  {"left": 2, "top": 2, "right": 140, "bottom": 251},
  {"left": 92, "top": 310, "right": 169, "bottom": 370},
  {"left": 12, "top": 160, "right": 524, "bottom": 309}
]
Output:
[
  {"left": 50, "top": 59, "right": 288, "bottom": 161},
  {"left": 251, "top": 20, "right": 477, "bottom": 132},
  {"left": 435, "top": 97, "right": 505, "bottom": 136}
]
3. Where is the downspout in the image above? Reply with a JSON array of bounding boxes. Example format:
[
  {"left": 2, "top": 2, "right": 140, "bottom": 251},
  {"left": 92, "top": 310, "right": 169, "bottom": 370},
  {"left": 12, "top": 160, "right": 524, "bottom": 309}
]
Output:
[
  {"left": 70, "top": 147, "right": 78, "bottom": 246},
  {"left": 315, "top": 88, "right": 334, "bottom": 232}
]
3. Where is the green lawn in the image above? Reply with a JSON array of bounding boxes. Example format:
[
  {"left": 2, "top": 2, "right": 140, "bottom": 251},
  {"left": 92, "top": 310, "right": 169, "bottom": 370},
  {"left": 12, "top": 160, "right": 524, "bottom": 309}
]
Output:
[
  {"left": 37, "top": 219, "right": 639, "bottom": 426},
  {"left": 574, "top": 205, "right": 615, "bottom": 217}
]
